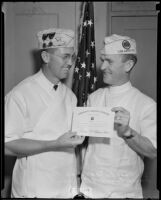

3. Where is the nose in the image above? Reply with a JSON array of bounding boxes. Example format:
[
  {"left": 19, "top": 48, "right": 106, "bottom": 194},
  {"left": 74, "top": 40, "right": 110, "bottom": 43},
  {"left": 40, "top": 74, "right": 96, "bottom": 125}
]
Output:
[
  {"left": 66, "top": 57, "right": 73, "bottom": 66},
  {"left": 100, "top": 61, "right": 108, "bottom": 71}
]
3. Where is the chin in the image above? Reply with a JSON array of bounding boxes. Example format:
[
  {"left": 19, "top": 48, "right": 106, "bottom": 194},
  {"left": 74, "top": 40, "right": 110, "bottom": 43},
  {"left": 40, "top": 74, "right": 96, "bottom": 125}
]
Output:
[
  {"left": 61, "top": 74, "right": 68, "bottom": 80},
  {"left": 103, "top": 78, "right": 111, "bottom": 85}
]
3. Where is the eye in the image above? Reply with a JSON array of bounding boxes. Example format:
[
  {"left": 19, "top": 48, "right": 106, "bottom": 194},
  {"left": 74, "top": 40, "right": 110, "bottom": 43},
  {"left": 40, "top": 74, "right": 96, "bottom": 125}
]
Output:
[
  {"left": 107, "top": 60, "right": 112, "bottom": 64},
  {"left": 63, "top": 55, "right": 70, "bottom": 60},
  {"left": 100, "top": 57, "right": 104, "bottom": 62},
  {"left": 105, "top": 59, "right": 113, "bottom": 65}
]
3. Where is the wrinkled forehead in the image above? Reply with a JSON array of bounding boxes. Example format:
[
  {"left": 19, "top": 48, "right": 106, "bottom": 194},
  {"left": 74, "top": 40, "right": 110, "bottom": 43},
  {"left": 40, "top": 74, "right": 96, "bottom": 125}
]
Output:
[
  {"left": 48, "top": 47, "right": 75, "bottom": 55},
  {"left": 58, "top": 47, "right": 75, "bottom": 54},
  {"left": 100, "top": 51, "right": 122, "bottom": 59}
]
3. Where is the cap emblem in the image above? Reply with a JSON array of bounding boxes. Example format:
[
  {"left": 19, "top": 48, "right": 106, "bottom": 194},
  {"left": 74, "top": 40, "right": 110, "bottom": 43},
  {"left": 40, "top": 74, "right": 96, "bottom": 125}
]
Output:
[{"left": 122, "top": 40, "right": 131, "bottom": 50}]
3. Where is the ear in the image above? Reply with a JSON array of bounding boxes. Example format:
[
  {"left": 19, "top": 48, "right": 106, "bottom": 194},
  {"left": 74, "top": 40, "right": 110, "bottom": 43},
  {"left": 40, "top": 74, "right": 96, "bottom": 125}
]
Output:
[
  {"left": 124, "top": 60, "right": 134, "bottom": 73},
  {"left": 41, "top": 51, "right": 50, "bottom": 63}
]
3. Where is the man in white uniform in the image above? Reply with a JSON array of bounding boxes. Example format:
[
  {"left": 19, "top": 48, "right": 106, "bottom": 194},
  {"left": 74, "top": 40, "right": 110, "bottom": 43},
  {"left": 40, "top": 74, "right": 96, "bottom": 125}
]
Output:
[
  {"left": 5, "top": 28, "right": 84, "bottom": 198},
  {"left": 80, "top": 34, "right": 157, "bottom": 198}
]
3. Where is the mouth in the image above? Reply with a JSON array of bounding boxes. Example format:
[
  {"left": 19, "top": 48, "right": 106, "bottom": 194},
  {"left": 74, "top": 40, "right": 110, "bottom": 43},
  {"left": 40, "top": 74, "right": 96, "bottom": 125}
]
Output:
[
  {"left": 63, "top": 65, "right": 72, "bottom": 74},
  {"left": 63, "top": 68, "right": 69, "bottom": 74},
  {"left": 67, "top": 65, "right": 72, "bottom": 70},
  {"left": 103, "top": 71, "right": 112, "bottom": 76}
]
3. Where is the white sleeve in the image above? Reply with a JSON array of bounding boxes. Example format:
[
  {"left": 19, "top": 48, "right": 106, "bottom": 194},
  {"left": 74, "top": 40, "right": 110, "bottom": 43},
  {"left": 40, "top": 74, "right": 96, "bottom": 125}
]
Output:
[
  {"left": 72, "top": 93, "right": 77, "bottom": 107},
  {"left": 5, "top": 91, "right": 26, "bottom": 143},
  {"left": 140, "top": 102, "right": 157, "bottom": 149},
  {"left": 87, "top": 94, "right": 92, "bottom": 106}
]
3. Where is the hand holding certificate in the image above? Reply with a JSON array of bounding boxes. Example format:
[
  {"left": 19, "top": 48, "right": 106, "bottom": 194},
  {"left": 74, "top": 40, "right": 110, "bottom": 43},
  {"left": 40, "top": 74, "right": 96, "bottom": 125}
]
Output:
[{"left": 72, "top": 107, "right": 115, "bottom": 137}]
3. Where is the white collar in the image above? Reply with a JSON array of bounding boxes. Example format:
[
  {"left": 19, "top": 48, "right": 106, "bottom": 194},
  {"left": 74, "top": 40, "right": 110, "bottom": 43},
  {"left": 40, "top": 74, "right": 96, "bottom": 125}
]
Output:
[
  {"left": 107, "top": 81, "right": 132, "bottom": 95},
  {"left": 35, "top": 69, "right": 61, "bottom": 92}
]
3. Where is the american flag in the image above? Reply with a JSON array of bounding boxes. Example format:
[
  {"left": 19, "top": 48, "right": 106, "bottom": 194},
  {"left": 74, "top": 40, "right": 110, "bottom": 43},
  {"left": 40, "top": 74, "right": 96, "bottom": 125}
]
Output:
[{"left": 72, "top": 2, "right": 97, "bottom": 106}]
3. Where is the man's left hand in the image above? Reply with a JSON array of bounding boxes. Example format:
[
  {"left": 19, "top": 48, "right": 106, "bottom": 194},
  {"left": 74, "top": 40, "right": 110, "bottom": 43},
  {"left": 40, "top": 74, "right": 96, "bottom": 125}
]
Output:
[{"left": 111, "top": 107, "right": 131, "bottom": 138}]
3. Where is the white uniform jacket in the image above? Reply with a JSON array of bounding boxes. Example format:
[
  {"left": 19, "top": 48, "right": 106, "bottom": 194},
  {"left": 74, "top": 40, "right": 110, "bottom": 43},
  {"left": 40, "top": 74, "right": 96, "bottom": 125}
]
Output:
[
  {"left": 80, "top": 82, "right": 156, "bottom": 198},
  {"left": 5, "top": 69, "right": 78, "bottom": 198}
]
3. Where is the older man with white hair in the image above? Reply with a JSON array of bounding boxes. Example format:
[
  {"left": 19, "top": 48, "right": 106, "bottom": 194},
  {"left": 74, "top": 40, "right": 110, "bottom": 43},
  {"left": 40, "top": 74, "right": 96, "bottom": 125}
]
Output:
[
  {"left": 80, "top": 34, "right": 157, "bottom": 198},
  {"left": 5, "top": 28, "right": 84, "bottom": 198}
]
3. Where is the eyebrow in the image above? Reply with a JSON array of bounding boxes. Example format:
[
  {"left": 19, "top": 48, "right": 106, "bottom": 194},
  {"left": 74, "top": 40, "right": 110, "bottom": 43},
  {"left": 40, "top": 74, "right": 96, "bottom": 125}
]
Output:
[
  {"left": 105, "top": 58, "right": 112, "bottom": 62},
  {"left": 100, "top": 56, "right": 112, "bottom": 62},
  {"left": 61, "top": 52, "right": 75, "bottom": 56}
]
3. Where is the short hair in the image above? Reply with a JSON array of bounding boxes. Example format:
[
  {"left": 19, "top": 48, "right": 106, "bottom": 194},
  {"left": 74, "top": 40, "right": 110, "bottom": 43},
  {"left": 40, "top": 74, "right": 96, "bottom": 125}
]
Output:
[
  {"left": 121, "top": 54, "right": 137, "bottom": 68},
  {"left": 40, "top": 48, "right": 59, "bottom": 64}
]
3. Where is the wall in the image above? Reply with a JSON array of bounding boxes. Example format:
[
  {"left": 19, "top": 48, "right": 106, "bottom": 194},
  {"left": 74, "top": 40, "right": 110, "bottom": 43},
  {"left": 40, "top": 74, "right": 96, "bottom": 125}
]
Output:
[{"left": 4, "top": 2, "right": 16, "bottom": 95}]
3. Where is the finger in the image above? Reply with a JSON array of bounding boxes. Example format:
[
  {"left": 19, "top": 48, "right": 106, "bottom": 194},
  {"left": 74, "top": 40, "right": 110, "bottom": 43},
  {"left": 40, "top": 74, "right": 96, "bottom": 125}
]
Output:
[
  {"left": 72, "top": 135, "right": 85, "bottom": 142},
  {"left": 114, "top": 117, "right": 129, "bottom": 125},
  {"left": 77, "top": 136, "right": 85, "bottom": 141},
  {"left": 111, "top": 107, "right": 129, "bottom": 114},
  {"left": 71, "top": 135, "right": 78, "bottom": 139},
  {"left": 115, "top": 113, "right": 129, "bottom": 119},
  {"left": 72, "top": 135, "right": 84, "bottom": 140},
  {"left": 67, "top": 131, "right": 77, "bottom": 138},
  {"left": 74, "top": 138, "right": 85, "bottom": 145},
  {"left": 114, "top": 118, "right": 122, "bottom": 125},
  {"left": 115, "top": 114, "right": 129, "bottom": 120}
]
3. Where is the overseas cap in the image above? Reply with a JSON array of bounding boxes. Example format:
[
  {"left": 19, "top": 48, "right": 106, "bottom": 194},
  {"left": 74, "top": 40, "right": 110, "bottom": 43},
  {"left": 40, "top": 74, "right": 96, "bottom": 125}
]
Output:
[
  {"left": 101, "top": 34, "right": 137, "bottom": 54},
  {"left": 37, "top": 28, "right": 75, "bottom": 49}
]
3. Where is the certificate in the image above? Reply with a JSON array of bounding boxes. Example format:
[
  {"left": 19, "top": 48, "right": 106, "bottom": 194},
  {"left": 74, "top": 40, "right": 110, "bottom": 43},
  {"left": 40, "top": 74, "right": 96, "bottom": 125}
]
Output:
[{"left": 72, "top": 107, "right": 115, "bottom": 137}]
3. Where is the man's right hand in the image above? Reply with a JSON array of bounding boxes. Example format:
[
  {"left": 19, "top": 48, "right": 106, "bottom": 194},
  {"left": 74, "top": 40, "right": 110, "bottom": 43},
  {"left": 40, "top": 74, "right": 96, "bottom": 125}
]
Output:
[
  {"left": 5, "top": 132, "right": 85, "bottom": 157},
  {"left": 56, "top": 131, "right": 85, "bottom": 148}
]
